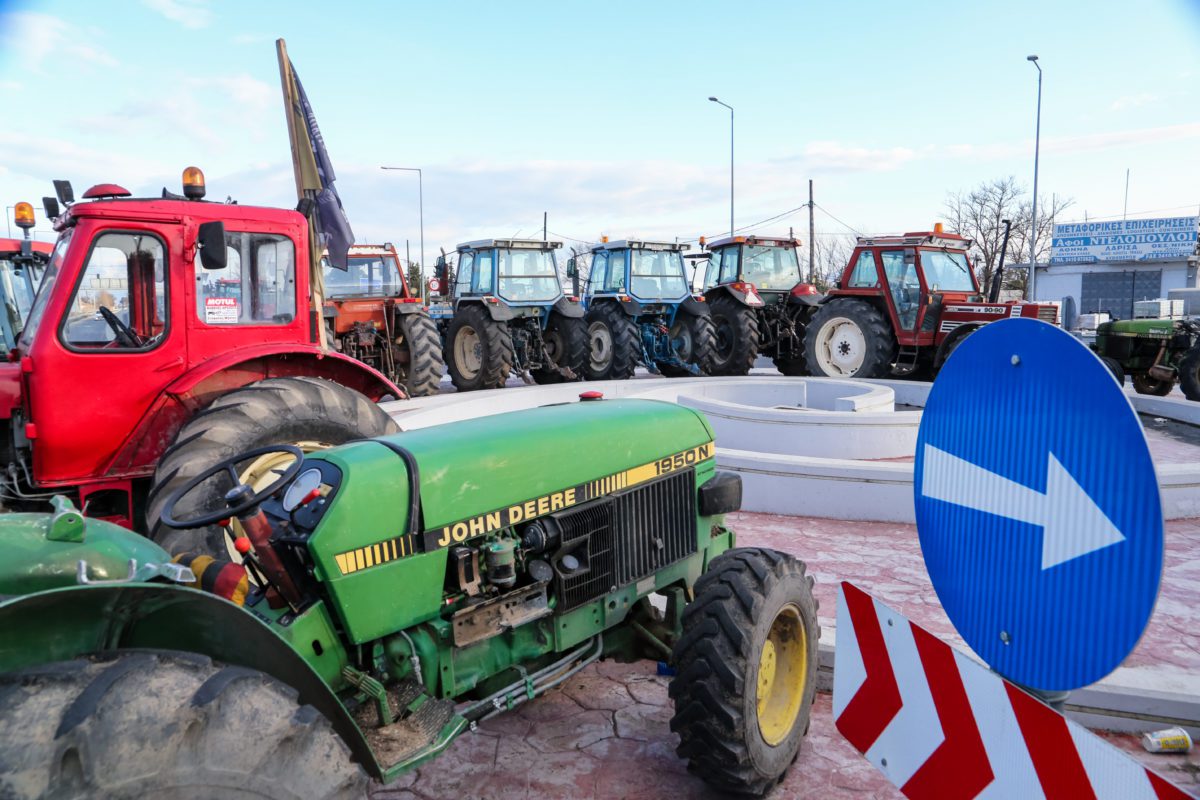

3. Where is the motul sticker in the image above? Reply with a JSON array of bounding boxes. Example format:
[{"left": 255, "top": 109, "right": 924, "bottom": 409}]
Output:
[{"left": 205, "top": 297, "right": 239, "bottom": 324}]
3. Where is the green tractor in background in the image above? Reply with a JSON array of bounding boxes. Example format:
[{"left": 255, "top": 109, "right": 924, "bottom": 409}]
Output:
[
  {"left": 1092, "top": 317, "right": 1200, "bottom": 398},
  {"left": 0, "top": 398, "right": 819, "bottom": 798}
]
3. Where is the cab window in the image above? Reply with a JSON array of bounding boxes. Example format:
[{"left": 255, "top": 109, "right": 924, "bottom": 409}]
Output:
[
  {"left": 61, "top": 231, "right": 168, "bottom": 350},
  {"left": 881, "top": 250, "right": 920, "bottom": 330},
  {"left": 602, "top": 249, "right": 627, "bottom": 292},
  {"left": 196, "top": 232, "right": 296, "bottom": 325},
  {"left": 847, "top": 251, "right": 879, "bottom": 288},
  {"left": 588, "top": 251, "right": 609, "bottom": 293},
  {"left": 474, "top": 250, "right": 495, "bottom": 294},
  {"left": 717, "top": 247, "right": 740, "bottom": 283},
  {"left": 703, "top": 251, "right": 721, "bottom": 289},
  {"left": 455, "top": 252, "right": 475, "bottom": 296}
]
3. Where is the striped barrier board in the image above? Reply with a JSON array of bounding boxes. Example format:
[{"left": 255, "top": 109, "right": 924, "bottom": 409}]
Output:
[{"left": 833, "top": 582, "right": 1194, "bottom": 799}]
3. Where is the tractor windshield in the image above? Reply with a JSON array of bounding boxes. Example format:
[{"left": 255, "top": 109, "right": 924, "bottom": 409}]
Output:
[
  {"left": 323, "top": 255, "right": 403, "bottom": 298},
  {"left": 742, "top": 245, "right": 800, "bottom": 291},
  {"left": 20, "top": 230, "right": 71, "bottom": 346},
  {"left": 630, "top": 250, "right": 688, "bottom": 299},
  {"left": 0, "top": 258, "right": 38, "bottom": 338},
  {"left": 497, "top": 248, "right": 560, "bottom": 303},
  {"left": 920, "top": 249, "right": 976, "bottom": 292}
]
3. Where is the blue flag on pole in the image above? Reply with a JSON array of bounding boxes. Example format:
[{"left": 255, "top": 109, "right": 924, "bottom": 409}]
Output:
[{"left": 289, "top": 60, "right": 355, "bottom": 270}]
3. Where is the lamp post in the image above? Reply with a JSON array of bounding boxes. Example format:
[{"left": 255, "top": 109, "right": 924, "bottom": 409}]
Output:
[
  {"left": 708, "top": 97, "right": 734, "bottom": 238},
  {"left": 4, "top": 206, "right": 14, "bottom": 239},
  {"left": 380, "top": 166, "right": 424, "bottom": 301},
  {"left": 1027, "top": 55, "right": 1042, "bottom": 301}
]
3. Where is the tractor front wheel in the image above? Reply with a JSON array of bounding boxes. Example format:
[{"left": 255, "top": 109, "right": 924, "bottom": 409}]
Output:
[
  {"left": 659, "top": 313, "right": 717, "bottom": 377},
  {"left": 1132, "top": 372, "right": 1174, "bottom": 396},
  {"left": 1099, "top": 356, "right": 1126, "bottom": 387},
  {"left": 0, "top": 651, "right": 367, "bottom": 799},
  {"left": 444, "top": 304, "right": 514, "bottom": 391},
  {"left": 396, "top": 311, "right": 445, "bottom": 397},
  {"left": 584, "top": 304, "right": 640, "bottom": 381},
  {"left": 147, "top": 376, "right": 398, "bottom": 558},
  {"left": 709, "top": 294, "right": 759, "bottom": 376},
  {"left": 532, "top": 313, "right": 587, "bottom": 384},
  {"left": 1180, "top": 348, "right": 1200, "bottom": 401},
  {"left": 670, "top": 547, "right": 819, "bottom": 796},
  {"left": 805, "top": 299, "right": 895, "bottom": 378}
]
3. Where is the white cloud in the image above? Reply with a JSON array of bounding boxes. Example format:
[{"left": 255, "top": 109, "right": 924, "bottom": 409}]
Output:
[
  {"left": 0, "top": 12, "right": 118, "bottom": 71},
  {"left": 799, "top": 141, "right": 919, "bottom": 173},
  {"left": 141, "top": 0, "right": 211, "bottom": 29},
  {"left": 1109, "top": 93, "right": 1158, "bottom": 111}
]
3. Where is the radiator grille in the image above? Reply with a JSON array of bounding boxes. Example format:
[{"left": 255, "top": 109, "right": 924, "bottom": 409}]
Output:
[
  {"left": 1037, "top": 306, "right": 1058, "bottom": 324},
  {"left": 553, "top": 469, "right": 697, "bottom": 612}
]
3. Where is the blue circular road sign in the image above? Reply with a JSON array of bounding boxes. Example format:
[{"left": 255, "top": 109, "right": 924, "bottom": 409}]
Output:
[{"left": 914, "top": 318, "right": 1163, "bottom": 692}]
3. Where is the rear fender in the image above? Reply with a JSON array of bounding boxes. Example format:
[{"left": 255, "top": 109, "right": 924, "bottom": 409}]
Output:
[
  {"left": 552, "top": 296, "right": 585, "bottom": 319},
  {"left": 703, "top": 284, "right": 749, "bottom": 307},
  {"left": 618, "top": 296, "right": 645, "bottom": 317},
  {"left": 678, "top": 295, "right": 710, "bottom": 317},
  {"left": 107, "top": 348, "right": 402, "bottom": 476},
  {"left": 934, "top": 323, "right": 983, "bottom": 369},
  {"left": 460, "top": 299, "right": 517, "bottom": 322},
  {"left": 0, "top": 584, "right": 380, "bottom": 777},
  {"left": 391, "top": 300, "right": 428, "bottom": 317}
]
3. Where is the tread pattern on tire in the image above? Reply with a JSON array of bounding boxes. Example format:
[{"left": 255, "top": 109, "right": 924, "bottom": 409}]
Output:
[
  {"left": 0, "top": 651, "right": 367, "bottom": 800},
  {"left": 146, "top": 376, "right": 398, "bottom": 557},
  {"left": 396, "top": 312, "right": 445, "bottom": 397},
  {"left": 531, "top": 313, "right": 587, "bottom": 384},
  {"left": 1180, "top": 348, "right": 1200, "bottom": 400},
  {"left": 588, "top": 303, "right": 641, "bottom": 380},
  {"left": 669, "top": 547, "right": 820, "bottom": 796},
  {"left": 444, "top": 304, "right": 514, "bottom": 391},
  {"left": 709, "top": 294, "right": 759, "bottom": 376},
  {"left": 804, "top": 298, "right": 895, "bottom": 379}
]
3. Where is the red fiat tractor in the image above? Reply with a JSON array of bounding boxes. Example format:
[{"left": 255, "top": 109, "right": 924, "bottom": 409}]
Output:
[
  {"left": 805, "top": 225, "right": 1059, "bottom": 378},
  {"left": 0, "top": 170, "right": 401, "bottom": 559},
  {"left": 0, "top": 203, "right": 52, "bottom": 350}
]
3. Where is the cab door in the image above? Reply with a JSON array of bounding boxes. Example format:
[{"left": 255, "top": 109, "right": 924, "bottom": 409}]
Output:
[{"left": 26, "top": 221, "right": 189, "bottom": 486}]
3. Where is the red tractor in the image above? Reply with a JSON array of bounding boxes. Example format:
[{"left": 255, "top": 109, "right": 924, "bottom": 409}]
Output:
[
  {"left": 0, "top": 202, "right": 52, "bottom": 350},
  {"left": 805, "top": 225, "right": 1059, "bottom": 378},
  {"left": 322, "top": 243, "right": 444, "bottom": 397},
  {"left": 2, "top": 169, "right": 401, "bottom": 559}
]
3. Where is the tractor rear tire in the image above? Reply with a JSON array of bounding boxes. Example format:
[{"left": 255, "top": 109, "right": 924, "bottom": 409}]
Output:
[
  {"left": 670, "top": 548, "right": 819, "bottom": 796},
  {"left": 1099, "top": 356, "right": 1126, "bottom": 387},
  {"left": 1132, "top": 372, "right": 1174, "bottom": 396},
  {"left": 772, "top": 353, "right": 808, "bottom": 376},
  {"left": 0, "top": 651, "right": 367, "bottom": 800},
  {"left": 805, "top": 299, "right": 895, "bottom": 378},
  {"left": 659, "top": 313, "right": 717, "bottom": 377},
  {"left": 584, "top": 303, "right": 640, "bottom": 381},
  {"left": 709, "top": 294, "right": 759, "bottom": 376},
  {"left": 146, "top": 376, "right": 398, "bottom": 557},
  {"left": 532, "top": 313, "right": 587, "bottom": 384},
  {"left": 397, "top": 312, "right": 445, "bottom": 397},
  {"left": 1180, "top": 348, "right": 1200, "bottom": 401},
  {"left": 444, "top": 304, "right": 514, "bottom": 391}
]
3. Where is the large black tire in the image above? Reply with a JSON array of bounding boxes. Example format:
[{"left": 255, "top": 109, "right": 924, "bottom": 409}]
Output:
[
  {"left": 531, "top": 313, "right": 587, "bottom": 384},
  {"left": 1132, "top": 372, "right": 1174, "bottom": 396},
  {"left": 709, "top": 294, "right": 759, "bottom": 376},
  {"left": 1099, "top": 356, "right": 1126, "bottom": 387},
  {"left": 444, "top": 304, "right": 514, "bottom": 391},
  {"left": 772, "top": 353, "right": 808, "bottom": 376},
  {"left": 146, "top": 376, "right": 398, "bottom": 557},
  {"left": 804, "top": 299, "right": 895, "bottom": 378},
  {"left": 396, "top": 311, "right": 445, "bottom": 397},
  {"left": 584, "top": 303, "right": 640, "bottom": 381},
  {"left": 0, "top": 651, "right": 367, "bottom": 799},
  {"left": 659, "top": 313, "right": 717, "bottom": 377},
  {"left": 1180, "top": 348, "right": 1200, "bottom": 401},
  {"left": 669, "top": 548, "right": 820, "bottom": 796}
]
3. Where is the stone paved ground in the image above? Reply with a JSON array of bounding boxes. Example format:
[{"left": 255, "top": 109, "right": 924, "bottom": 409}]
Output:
[{"left": 368, "top": 511, "right": 1200, "bottom": 798}]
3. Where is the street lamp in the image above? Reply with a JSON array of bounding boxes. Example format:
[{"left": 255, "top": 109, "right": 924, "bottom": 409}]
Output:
[
  {"left": 708, "top": 97, "right": 734, "bottom": 238},
  {"left": 1027, "top": 55, "right": 1042, "bottom": 301},
  {"left": 380, "top": 166, "right": 425, "bottom": 301},
  {"left": 4, "top": 206, "right": 14, "bottom": 239}
]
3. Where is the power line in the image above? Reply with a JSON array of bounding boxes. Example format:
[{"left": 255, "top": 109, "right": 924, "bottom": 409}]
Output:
[{"left": 813, "top": 203, "right": 864, "bottom": 237}]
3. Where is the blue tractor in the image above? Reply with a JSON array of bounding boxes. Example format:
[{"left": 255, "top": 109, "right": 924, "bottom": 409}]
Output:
[
  {"left": 435, "top": 238, "right": 586, "bottom": 391},
  {"left": 576, "top": 240, "right": 715, "bottom": 380}
]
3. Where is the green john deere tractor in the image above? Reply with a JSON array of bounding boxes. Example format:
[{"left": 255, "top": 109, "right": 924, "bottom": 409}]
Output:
[
  {"left": 0, "top": 398, "right": 819, "bottom": 799},
  {"left": 1092, "top": 317, "right": 1200, "bottom": 399}
]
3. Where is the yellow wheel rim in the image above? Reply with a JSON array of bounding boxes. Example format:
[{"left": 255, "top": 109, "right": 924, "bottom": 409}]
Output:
[
  {"left": 756, "top": 603, "right": 809, "bottom": 746},
  {"left": 224, "top": 441, "right": 330, "bottom": 570}
]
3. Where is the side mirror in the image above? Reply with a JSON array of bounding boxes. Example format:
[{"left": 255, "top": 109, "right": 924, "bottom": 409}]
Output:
[
  {"left": 53, "top": 179, "right": 74, "bottom": 206},
  {"left": 565, "top": 257, "right": 577, "bottom": 278},
  {"left": 197, "top": 221, "right": 227, "bottom": 270},
  {"left": 42, "top": 197, "right": 60, "bottom": 220}
]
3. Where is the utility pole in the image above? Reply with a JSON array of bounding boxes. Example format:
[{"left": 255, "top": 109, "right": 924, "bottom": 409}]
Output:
[
  {"left": 543, "top": 211, "right": 547, "bottom": 242},
  {"left": 1123, "top": 169, "right": 1130, "bottom": 221},
  {"left": 808, "top": 180, "right": 816, "bottom": 284}
]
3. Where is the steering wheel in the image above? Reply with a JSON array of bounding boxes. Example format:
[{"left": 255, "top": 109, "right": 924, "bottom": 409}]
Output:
[
  {"left": 159, "top": 445, "right": 305, "bottom": 530},
  {"left": 98, "top": 306, "right": 144, "bottom": 348}
]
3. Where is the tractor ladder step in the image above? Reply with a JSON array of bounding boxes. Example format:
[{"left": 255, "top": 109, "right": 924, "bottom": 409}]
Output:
[{"left": 355, "top": 678, "right": 460, "bottom": 771}]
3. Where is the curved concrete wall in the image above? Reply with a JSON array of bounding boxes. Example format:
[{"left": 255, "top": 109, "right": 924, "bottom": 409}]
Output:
[{"left": 382, "top": 376, "right": 1200, "bottom": 522}]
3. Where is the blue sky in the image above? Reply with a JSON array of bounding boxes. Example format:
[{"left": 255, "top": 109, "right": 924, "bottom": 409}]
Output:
[{"left": 1, "top": 0, "right": 1198, "bottom": 265}]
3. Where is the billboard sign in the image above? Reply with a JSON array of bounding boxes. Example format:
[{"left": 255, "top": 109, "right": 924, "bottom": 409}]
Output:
[{"left": 1050, "top": 216, "right": 1198, "bottom": 264}]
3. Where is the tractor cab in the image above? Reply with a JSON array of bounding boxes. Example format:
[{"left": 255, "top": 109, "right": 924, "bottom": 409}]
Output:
[
  {"left": 452, "top": 238, "right": 565, "bottom": 308},
  {"left": 0, "top": 202, "right": 52, "bottom": 350},
  {"left": 805, "top": 225, "right": 1059, "bottom": 379},
  {"left": 703, "top": 235, "right": 812, "bottom": 305},
  {"left": 322, "top": 244, "right": 408, "bottom": 299},
  {"left": 586, "top": 239, "right": 692, "bottom": 305}
]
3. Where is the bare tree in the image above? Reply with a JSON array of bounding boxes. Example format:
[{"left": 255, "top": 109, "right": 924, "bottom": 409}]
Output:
[
  {"left": 810, "top": 233, "right": 856, "bottom": 291},
  {"left": 943, "top": 177, "right": 1073, "bottom": 296}
]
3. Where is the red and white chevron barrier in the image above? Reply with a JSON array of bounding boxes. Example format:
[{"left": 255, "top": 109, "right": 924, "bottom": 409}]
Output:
[{"left": 833, "top": 582, "right": 1194, "bottom": 800}]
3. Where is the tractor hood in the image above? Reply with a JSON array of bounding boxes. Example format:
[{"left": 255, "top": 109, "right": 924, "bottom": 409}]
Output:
[
  {"left": 1098, "top": 319, "right": 1177, "bottom": 337},
  {"left": 0, "top": 505, "right": 174, "bottom": 596}
]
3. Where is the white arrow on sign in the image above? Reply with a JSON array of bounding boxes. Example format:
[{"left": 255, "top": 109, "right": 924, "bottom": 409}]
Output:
[{"left": 921, "top": 444, "right": 1125, "bottom": 569}]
